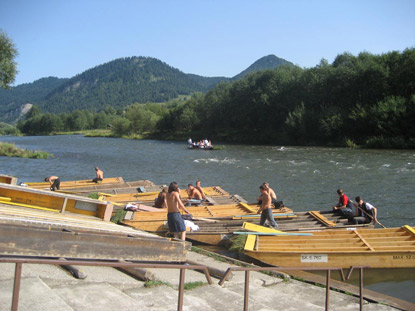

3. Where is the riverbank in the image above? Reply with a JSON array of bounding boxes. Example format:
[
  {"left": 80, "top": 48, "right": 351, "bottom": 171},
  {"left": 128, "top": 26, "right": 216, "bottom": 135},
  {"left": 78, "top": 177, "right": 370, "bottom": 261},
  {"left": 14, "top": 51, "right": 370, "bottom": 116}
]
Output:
[
  {"left": 0, "top": 142, "right": 52, "bottom": 159},
  {"left": 48, "top": 130, "right": 415, "bottom": 149}
]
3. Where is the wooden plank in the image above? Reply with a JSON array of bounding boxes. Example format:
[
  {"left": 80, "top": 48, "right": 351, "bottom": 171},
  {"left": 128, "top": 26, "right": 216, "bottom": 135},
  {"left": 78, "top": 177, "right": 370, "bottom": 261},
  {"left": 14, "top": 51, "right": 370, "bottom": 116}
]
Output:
[
  {"left": 61, "top": 197, "right": 68, "bottom": 213},
  {"left": 243, "top": 222, "right": 283, "bottom": 233},
  {"left": 0, "top": 200, "right": 60, "bottom": 213},
  {"left": 239, "top": 202, "right": 257, "bottom": 213},
  {"left": 0, "top": 223, "right": 188, "bottom": 261},
  {"left": 402, "top": 225, "right": 415, "bottom": 237},
  {"left": 354, "top": 230, "right": 375, "bottom": 251},
  {"left": 245, "top": 234, "right": 256, "bottom": 251},
  {"left": 308, "top": 211, "right": 337, "bottom": 227},
  {"left": 205, "top": 206, "right": 214, "bottom": 216}
]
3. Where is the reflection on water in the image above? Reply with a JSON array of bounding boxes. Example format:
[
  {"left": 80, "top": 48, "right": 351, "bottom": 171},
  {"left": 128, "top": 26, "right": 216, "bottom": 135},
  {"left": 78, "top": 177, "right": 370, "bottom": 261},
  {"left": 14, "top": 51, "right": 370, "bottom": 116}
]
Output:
[
  {"left": 311, "top": 268, "right": 415, "bottom": 302},
  {"left": 1, "top": 135, "right": 415, "bottom": 301}
]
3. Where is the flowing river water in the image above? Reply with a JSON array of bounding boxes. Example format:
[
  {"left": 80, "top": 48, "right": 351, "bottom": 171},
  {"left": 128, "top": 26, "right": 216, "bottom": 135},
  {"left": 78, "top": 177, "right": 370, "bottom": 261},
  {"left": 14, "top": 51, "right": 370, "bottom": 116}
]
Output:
[{"left": 1, "top": 135, "right": 414, "bottom": 301}]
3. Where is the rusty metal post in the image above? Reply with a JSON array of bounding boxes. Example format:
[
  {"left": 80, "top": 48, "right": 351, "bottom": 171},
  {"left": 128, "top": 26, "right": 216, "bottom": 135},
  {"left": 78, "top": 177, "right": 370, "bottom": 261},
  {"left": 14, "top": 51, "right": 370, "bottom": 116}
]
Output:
[
  {"left": 12, "top": 263, "right": 22, "bottom": 311},
  {"left": 177, "top": 268, "right": 185, "bottom": 311},
  {"left": 218, "top": 268, "right": 232, "bottom": 286},
  {"left": 359, "top": 267, "right": 363, "bottom": 311},
  {"left": 244, "top": 270, "right": 250, "bottom": 311},
  {"left": 325, "top": 269, "right": 331, "bottom": 311}
]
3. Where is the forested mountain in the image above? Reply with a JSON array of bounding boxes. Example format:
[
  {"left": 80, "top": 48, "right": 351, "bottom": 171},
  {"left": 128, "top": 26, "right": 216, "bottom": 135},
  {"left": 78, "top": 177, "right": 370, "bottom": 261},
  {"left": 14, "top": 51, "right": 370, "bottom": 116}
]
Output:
[
  {"left": 232, "top": 55, "right": 294, "bottom": 80},
  {"left": 0, "top": 55, "right": 292, "bottom": 121},
  {"left": 0, "top": 77, "right": 67, "bottom": 122},
  {"left": 40, "top": 57, "right": 205, "bottom": 113}
]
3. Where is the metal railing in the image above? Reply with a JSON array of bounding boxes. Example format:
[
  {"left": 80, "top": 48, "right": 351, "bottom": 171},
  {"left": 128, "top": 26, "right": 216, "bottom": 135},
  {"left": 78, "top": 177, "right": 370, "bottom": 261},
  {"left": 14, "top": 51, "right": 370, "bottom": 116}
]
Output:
[
  {"left": 218, "top": 265, "right": 369, "bottom": 311},
  {"left": 0, "top": 256, "right": 213, "bottom": 311}
]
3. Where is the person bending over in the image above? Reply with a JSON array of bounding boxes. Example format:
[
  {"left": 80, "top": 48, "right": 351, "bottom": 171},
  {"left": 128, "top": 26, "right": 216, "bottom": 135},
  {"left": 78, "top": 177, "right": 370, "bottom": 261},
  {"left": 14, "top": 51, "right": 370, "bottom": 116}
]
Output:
[
  {"left": 92, "top": 167, "right": 103, "bottom": 183},
  {"left": 45, "top": 176, "right": 60, "bottom": 191}
]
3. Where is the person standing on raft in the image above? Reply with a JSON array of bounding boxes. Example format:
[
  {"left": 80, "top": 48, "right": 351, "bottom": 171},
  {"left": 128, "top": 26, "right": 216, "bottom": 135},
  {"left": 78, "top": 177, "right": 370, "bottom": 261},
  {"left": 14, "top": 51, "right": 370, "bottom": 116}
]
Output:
[
  {"left": 92, "top": 167, "right": 103, "bottom": 183},
  {"left": 257, "top": 184, "right": 278, "bottom": 228},
  {"left": 166, "top": 182, "right": 191, "bottom": 240},
  {"left": 45, "top": 176, "right": 60, "bottom": 191}
]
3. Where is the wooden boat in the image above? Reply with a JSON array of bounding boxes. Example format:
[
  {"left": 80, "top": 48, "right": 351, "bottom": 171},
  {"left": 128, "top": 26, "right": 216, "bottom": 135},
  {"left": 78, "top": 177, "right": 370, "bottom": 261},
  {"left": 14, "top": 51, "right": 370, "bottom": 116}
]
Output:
[
  {"left": 243, "top": 226, "right": 415, "bottom": 268},
  {"left": 25, "top": 177, "right": 125, "bottom": 190},
  {"left": 100, "top": 186, "right": 230, "bottom": 203},
  {"left": 121, "top": 202, "right": 271, "bottom": 232},
  {"left": 57, "top": 179, "right": 156, "bottom": 194},
  {"left": 0, "top": 174, "right": 17, "bottom": 185},
  {"left": 0, "top": 183, "right": 113, "bottom": 220},
  {"left": 185, "top": 210, "right": 373, "bottom": 245}
]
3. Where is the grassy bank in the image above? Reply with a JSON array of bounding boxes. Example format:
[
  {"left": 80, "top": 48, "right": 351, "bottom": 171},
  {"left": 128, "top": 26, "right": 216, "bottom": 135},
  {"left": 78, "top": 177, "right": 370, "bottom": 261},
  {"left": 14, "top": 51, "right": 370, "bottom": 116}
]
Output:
[{"left": 0, "top": 142, "right": 53, "bottom": 159}]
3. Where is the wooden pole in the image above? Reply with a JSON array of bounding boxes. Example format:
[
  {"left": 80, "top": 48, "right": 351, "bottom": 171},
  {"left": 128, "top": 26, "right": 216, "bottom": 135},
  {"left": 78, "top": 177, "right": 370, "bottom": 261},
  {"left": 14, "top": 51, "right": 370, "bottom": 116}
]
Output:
[{"left": 352, "top": 201, "right": 386, "bottom": 228}]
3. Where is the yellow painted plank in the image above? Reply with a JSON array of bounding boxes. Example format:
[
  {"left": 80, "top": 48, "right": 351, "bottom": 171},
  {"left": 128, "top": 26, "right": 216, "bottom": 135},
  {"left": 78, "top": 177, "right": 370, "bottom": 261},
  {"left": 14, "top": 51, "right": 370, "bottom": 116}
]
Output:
[
  {"left": 0, "top": 197, "right": 11, "bottom": 202},
  {"left": 244, "top": 234, "right": 257, "bottom": 251},
  {"left": 0, "top": 200, "right": 60, "bottom": 212},
  {"left": 243, "top": 222, "right": 283, "bottom": 233},
  {"left": 402, "top": 225, "right": 415, "bottom": 237},
  {"left": 239, "top": 202, "right": 257, "bottom": 213}
]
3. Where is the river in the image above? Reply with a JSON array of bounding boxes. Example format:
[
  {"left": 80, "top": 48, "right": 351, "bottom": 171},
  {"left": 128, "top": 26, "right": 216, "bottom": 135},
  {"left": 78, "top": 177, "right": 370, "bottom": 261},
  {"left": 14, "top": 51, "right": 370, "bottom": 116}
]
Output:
[{"left": 0, "top": 135, "right": 414, "bottom": 301}]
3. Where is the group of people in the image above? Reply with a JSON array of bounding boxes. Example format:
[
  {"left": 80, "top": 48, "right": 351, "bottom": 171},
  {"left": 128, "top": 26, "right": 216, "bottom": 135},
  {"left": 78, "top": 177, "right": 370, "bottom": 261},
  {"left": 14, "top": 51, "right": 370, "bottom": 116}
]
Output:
[
  {"left": 187, "top": 138, "right": 213, "bottom": 149},
  {"left": 333, "top": 189, "right": 378, "bottom": 224},
  {"left": 162, "top": 182, "right": 379, "bottom": 241},
  {"left": 153, "top": 180, "right": 206, "bottom": 210},
  {"left": 44, "top": 166, "right": 104, "bottom": 191}
]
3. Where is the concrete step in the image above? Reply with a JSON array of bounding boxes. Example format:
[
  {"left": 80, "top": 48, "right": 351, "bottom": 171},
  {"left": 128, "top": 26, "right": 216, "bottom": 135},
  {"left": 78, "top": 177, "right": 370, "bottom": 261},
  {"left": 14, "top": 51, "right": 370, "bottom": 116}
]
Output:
[
  {"left": 0, "top": 276, "right": 73, "bottom": 311},
  {"left": 52, "top": 282, "right": 145, "bottom": 311}
]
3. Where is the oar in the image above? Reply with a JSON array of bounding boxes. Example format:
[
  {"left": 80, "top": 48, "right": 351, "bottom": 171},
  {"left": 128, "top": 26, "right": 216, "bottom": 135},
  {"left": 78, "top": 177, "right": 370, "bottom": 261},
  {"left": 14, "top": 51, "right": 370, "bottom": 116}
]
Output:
[{"left": 351, "top": 201, "right": 386, "bottom": 228}]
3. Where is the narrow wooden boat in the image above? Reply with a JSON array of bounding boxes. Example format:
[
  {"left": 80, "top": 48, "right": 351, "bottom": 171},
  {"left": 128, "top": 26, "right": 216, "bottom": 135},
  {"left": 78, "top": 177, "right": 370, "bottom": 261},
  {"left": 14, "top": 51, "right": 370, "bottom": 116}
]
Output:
[
  {"left": 185, "top": 210, "right": 373, "bottom": 245},
  {"left": 0, "top": 184, "right": 113, "bottom": 220},
  {"left": 243, "top": 226, "right": 415, "bottom": 268},
  {"left": 0, "top": 174, "right": 17, "bottom": 185},
  {"left": 121, "top": 203, "right": 269, "bottom": 232},
  {"left": 25, "top": 177, "right": 125, "bottom": 190},
  {"left": 57, "top": 179, "right": 156, "bottom": 194},
  {"left": 100, "top": 186, "right": 230, "bottom": 203}
]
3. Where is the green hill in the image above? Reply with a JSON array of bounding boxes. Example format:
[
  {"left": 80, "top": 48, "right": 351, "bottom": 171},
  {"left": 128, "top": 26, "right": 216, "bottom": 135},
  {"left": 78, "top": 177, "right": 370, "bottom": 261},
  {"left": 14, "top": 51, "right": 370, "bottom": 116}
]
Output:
[
  {"left": 232, "top": 55, "right": 294, "bottom": 80},
  {"left": 41, "top": 57, "right": 204, "bottom": 113},
  {"left": 0, "top": 54, "right": 294, "bottom": 121}
]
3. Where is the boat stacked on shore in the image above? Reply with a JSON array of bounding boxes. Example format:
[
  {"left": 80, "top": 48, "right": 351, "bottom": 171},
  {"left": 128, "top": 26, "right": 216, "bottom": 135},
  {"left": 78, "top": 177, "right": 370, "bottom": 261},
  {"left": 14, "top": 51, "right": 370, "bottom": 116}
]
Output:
[{"left": 0, "top": 173, "right": 414, "bottom": 269}]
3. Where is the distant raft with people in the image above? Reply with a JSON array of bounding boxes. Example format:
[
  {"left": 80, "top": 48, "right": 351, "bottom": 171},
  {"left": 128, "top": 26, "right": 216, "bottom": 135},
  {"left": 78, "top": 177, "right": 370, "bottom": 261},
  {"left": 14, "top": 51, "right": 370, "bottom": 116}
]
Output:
[
  {"left": 187, "top": 138, "right": 213, "bottom": 150},
  {"left": 187, "top": 138, "right": 224, "bottom": 150}
]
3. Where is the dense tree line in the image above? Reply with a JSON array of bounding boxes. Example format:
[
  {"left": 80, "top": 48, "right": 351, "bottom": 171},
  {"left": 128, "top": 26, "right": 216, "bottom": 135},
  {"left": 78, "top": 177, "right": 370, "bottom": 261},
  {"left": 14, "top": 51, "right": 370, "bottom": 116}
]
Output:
[
  {"left": 17, "top": 49, "right": 415, "bottom": 148},
  {"left": 156, "top": 49, "right": 415, "bottom": 148}
]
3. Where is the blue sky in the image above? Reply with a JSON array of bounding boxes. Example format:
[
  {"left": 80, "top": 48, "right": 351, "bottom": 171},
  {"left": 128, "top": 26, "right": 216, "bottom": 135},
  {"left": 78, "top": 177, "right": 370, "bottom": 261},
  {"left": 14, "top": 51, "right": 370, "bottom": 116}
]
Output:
[{"left": 1, "top": 0, "right": 414, "bottom": 86}]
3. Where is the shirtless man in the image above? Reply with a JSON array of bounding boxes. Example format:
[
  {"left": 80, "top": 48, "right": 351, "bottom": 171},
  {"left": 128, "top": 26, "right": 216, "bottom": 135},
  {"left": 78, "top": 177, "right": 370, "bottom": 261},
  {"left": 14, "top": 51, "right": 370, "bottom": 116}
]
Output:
[
  {"left": 187, "top": 184, "right": 203, "bottom": 200},
  {"left": 257, "top": 184, "right": 278, "bottom": 228},
  {"left": 92, "top": 167, "right": 104, "bottom": 183},
  {"left": 195, "top": 180, "right": 206, "bottom": 200},
  {"left": 44, "top": 176, "right": 60, "bottom": 191},
  {"left": 166, "top": 182, "right": 190, "bottom": 240},
  {"left": 257, "top": 182, "right": 278, "bottom": 206}
]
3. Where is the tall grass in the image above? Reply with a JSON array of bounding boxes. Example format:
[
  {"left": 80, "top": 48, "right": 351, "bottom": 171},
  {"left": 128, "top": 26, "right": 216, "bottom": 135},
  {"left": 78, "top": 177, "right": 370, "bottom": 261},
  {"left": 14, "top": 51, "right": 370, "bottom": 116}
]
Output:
[{"left": 0, "top": 142, "right": 53, "bottom": 159}]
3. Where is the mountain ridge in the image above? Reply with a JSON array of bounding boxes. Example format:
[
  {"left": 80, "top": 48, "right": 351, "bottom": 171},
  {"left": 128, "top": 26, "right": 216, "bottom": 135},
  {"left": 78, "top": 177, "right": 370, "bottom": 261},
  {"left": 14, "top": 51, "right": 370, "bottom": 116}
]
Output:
[{"left": 0, "top": 54, "right": 294, "bottom": 122}]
